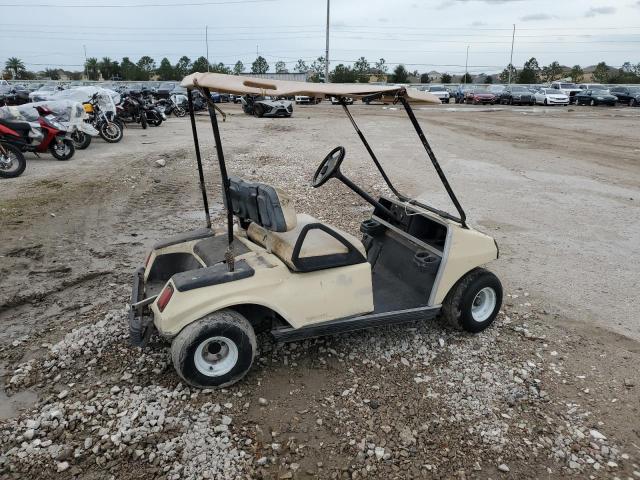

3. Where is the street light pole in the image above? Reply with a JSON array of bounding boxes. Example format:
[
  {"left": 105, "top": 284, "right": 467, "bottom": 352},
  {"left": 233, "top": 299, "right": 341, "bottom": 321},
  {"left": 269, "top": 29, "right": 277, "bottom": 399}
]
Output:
[
  {"left": 464, "top": 45, "right": 469, "bottom": 84},
  {"left": 325, "top": 0, "right": 330, "bottom": 82},
  {"left": 206, "top": 25, "right": 210, "bottom": 72},
  {"left": 83, "top": 44, "right": 87, "bottom": 79},
  {"left": 508, "top": 24, "right": 515, "bottom": 85}
]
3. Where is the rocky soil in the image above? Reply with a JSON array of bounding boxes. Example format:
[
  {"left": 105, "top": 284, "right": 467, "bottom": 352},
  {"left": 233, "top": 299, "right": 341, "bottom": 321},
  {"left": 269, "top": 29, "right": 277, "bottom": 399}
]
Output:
[{"left": 1, "top": 106, "right": 639, "bottom": 479}]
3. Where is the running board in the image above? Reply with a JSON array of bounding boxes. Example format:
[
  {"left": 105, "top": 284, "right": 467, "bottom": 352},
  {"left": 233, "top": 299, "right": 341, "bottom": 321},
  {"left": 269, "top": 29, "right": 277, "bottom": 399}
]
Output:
[{"left": 271, "top": 306, "right": 440, "bottom": 343}]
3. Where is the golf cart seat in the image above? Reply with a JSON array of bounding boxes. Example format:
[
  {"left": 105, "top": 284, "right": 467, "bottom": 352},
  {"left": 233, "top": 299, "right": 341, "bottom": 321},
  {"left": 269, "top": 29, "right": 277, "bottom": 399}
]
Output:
[
  {"left": 247, "top": 214, "right": 366, "bottom": 272},
  {"left": 229, "top": 176, "right": 366, "bottom": 271}
]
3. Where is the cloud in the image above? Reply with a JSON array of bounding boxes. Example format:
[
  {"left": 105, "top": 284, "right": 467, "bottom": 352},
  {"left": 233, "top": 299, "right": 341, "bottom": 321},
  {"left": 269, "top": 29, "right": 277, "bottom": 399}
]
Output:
[
  {"left": 378, "top": 17, "right": 389, "bottom": 22},
  {"left": 584, "top": 6, "right": 616, "bottom": 17},
  {"left": 470, "top": 21, "right": 487, "bottom": 26},
  {"left": 520, "top": 13, "right": 555, "bottom": 21}
]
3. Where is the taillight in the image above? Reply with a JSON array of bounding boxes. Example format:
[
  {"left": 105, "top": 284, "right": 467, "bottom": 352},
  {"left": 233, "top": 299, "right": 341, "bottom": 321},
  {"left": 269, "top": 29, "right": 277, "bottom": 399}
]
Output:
[{"left": 157, "top": 284, "right": 174, "bottom": 312}]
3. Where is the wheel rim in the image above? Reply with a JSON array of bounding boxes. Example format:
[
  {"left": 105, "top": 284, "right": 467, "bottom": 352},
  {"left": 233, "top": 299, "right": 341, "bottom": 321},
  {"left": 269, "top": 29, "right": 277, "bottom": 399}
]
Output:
[
  {"left": 54, "top": 142, "right": 70, "bottom": 157},
  {"left": 194, "top": 336, "right": 239, "bottom": 377},
  {"left": 103, "top": 123, "right": 120, "bottom": 140},
  {"left": 471, "top": 287, "right": 497, "bottom": 323},
  {"left": 0, "top": 148, "right": 20, "bottom": 173}
]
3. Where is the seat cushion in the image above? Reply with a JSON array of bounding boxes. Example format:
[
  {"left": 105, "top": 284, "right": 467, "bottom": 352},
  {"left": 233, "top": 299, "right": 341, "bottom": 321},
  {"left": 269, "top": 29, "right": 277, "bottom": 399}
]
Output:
[{"left": 247, "top": 214, "right": 366, "bottom": 271}]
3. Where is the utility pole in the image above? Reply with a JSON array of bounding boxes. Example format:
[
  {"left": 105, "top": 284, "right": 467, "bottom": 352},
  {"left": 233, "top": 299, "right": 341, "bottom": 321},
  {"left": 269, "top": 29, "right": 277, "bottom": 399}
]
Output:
[
  {"left": 508, "top": 24, "right": 515, "bottom": 85},
  {"left": 83, "top": 45, "right": 87, "bottom": 79},
  {"left": 325, "top": 0, "right": 330, "bottom": 82},
  {"left": 464, "top": 45, "right": 469, "bottom": 84},
  {"left": 206, "top": 25, "right": 210, "bottom": 71}
]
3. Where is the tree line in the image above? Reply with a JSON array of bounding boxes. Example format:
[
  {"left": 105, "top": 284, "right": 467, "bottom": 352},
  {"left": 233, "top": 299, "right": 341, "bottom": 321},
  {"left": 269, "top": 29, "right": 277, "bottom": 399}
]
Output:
[
  {"left": 498, "top": 58, "right": 640, "bottom": 84},
  {"left": 4, "top": 55, "right": 640, "bottom": 85}
]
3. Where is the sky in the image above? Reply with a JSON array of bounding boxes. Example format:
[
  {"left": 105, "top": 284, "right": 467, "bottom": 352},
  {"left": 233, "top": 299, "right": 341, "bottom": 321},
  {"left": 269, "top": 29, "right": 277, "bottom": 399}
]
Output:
[{"left": 1, "top": 0, "right": 639, "bottom": 75}]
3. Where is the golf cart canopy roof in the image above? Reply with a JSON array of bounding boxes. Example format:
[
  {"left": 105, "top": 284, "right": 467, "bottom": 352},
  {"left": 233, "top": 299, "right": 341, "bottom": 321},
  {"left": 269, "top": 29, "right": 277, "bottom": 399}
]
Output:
[{"left": 181, "top": 72, "right": 441, "bottom": 104}]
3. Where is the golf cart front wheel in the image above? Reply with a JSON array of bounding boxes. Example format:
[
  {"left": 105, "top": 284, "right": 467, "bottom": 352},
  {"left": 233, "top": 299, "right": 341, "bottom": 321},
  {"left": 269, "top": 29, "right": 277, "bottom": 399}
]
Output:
[
  {"left": 171, "top": 309, "right": 257, "bottom": 388},
  {"left": 442, "top": 268, "right": 502, "bottom": 333}
]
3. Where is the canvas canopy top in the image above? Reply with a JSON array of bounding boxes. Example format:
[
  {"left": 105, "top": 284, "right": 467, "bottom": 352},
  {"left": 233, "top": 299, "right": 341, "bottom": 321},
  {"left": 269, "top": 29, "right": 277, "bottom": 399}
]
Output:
[{"left": 181, "top": 72, "right": 441, "bottom": 104}]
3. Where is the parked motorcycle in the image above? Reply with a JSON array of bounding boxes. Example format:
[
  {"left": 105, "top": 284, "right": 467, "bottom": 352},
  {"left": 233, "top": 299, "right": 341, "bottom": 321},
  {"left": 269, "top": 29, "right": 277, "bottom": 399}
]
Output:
[
  {"left": 117, "top": 93, "right": 148, "bottom": 129},
  {"left": 29, "top": 100, "right": 99, "bottom": 150},
  {"left": 84, "top": 93, "right": 123, "bottom": 143},
  {"left": 0, "top": 104, "right": 75, "bottom": 161},
  {"left": 158, "top": 94, "right": 187, "bottom": 117}
]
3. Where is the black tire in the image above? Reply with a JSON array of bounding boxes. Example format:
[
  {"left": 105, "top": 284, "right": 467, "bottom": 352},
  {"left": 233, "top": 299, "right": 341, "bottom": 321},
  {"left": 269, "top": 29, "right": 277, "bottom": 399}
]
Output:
[
  {"left": 171, "top": 309, "right": 257, "bottom": 388},
  {"left": 175, "top": 106, "right": 186, "bottom": 117},
  {"left": 544, "top": 99, "right": 548, "bottom": 105},
  {"left": 140, "top": 114, "right": 148, "bottom": 129},
  {"left": 442, "top": 268, "right": 503, "bottom": 333},
  {"left": 71, "top": 130, "right": 92, "bottom": 150},
  {"left": 632, "top": 99, "right": 638, "bottom": 107},
  {"left": 49, "top": 138, "right": 75, "bottom": 161},
  {"left": 254, "top": 104, "right": 264, "bottom": 118},
  {"left": 100, "top": 122, "right": 123, "bottom": 143},
  {"left": 0, "top": 142, "right": 26, "bottom": 178}
]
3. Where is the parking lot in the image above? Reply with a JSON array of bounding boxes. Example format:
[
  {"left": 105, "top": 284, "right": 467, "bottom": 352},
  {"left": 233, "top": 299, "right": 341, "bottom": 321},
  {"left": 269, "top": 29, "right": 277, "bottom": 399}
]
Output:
[{"left": 1, "top": 102, "right": 639, "bottom": 479}]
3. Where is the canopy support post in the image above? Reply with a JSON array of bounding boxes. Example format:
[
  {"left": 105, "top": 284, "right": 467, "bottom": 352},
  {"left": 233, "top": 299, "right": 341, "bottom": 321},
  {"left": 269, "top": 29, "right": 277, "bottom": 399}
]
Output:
[
  {"left": 187, "top": 88, "right": 212, "bottom": 229},
  {"left": 202, "top": 87, "right": 235, "bottom": 271},
  {"left": 397, "top": 95, "right": 468, "bottom": 228},
  {"left": 339, "top": 98, "right": 402, "bottom": 199}
]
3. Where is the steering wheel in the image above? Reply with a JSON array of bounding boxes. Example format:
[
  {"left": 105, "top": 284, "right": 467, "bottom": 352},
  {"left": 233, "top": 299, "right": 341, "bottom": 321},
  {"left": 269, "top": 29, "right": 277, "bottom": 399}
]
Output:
[{"left": 312, "top": 146, "right": 346, "bottom": 188}]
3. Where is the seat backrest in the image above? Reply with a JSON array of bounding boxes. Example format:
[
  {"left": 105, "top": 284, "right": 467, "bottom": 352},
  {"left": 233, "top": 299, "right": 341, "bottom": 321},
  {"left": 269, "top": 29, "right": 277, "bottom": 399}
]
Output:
[{"left": 228, "top": 176, "right": 297, "bottom": 232}]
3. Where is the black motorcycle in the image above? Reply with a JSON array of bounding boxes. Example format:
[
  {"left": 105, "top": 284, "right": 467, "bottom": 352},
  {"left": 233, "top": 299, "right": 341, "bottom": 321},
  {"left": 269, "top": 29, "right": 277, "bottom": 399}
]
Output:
[{"left": 157, "top": 95, "right": 186, "bottom": 118}]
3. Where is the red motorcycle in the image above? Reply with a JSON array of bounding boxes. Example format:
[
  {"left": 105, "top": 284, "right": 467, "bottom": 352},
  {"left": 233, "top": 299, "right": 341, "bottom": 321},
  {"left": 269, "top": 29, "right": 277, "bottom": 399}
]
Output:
[
  {"left": 0, "top": 135, "right": 26, "bottom": 178},
  {"left": 0, "top": 105, "right": 75, "bottom": 161}
]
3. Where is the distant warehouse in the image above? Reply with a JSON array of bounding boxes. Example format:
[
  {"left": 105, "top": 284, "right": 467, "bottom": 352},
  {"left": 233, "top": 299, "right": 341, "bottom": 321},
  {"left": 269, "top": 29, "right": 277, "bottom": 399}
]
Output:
[{"left": 240, "top": 72, "right": 309, "bottom": 82}]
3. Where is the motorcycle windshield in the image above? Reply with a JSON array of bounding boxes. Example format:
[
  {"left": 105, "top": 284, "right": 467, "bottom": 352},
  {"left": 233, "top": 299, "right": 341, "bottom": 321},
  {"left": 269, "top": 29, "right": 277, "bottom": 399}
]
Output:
[{"left": 340, "top": 107, "right": 462, "bottom": 221}]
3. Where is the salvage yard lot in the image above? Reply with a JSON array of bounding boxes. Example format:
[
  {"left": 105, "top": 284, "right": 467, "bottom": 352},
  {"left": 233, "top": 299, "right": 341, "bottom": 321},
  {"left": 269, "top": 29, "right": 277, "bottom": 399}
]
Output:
[{"left": 1, "top": 103, "right": 639, "bottom": 479}]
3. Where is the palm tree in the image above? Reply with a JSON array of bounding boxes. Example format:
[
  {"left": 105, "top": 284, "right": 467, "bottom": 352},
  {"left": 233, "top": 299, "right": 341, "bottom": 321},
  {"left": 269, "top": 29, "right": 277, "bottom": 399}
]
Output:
[
  {"left": 85, "top": 57, "right": 99, "bottom": 80},
  {"left": 5, "top": 57, "right": 25, "bottom": 79}
]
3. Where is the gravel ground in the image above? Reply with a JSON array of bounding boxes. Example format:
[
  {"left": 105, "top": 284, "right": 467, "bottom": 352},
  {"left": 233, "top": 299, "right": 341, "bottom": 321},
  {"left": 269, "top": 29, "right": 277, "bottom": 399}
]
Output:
[{"left": 1, "top": 104, "right": 639, "bottom": 479}]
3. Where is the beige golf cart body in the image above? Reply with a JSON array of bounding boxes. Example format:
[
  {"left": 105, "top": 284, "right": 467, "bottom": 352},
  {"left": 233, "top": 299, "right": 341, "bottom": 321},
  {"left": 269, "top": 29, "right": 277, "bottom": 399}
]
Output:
[{"left": 130, "top": 72, "right": 500, "bottom": 351}]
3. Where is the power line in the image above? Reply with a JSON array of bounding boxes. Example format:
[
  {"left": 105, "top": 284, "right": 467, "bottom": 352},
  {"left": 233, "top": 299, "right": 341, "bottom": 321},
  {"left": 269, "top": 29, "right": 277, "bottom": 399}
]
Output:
[{"left": 0, "top": 0, "right": 276, "bottom": 6}]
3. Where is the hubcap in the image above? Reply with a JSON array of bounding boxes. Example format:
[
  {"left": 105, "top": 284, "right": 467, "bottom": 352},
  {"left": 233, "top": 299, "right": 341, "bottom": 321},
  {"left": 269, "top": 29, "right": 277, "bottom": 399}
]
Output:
[
  {"left": 194, "top": 336, "right": 239, "bottom": 377},
  {"left": 471, "top": 287, "right": 497, "bottom": 323},
  {"left": 0, "top": 151, "right": 16, "bottom": 171}
]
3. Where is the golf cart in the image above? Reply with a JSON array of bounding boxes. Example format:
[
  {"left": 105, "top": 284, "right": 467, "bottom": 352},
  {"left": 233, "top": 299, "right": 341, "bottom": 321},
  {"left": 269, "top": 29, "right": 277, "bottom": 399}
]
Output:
[{"left": 130, "top": 73, "right": 503, "bottom": 388}]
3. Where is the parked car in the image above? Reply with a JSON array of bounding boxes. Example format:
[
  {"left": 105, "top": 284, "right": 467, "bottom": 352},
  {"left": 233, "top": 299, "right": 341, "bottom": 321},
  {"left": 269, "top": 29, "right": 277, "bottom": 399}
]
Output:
[
  {"left": 499, "top": 86, "right": 534, "bottom": 105},
  {"left": 294, "top": 95, "right": 312, "bottom": 104},
  {"left": 550, "top": 81, "right": 582, "bottom": 104},
  {"left": 241, "top": 95, "right": 293, "bottom": 117},
  {"left": 575, "top": 89, "right": 618, "bottom": 106},
  {"left": 423, "top": 85, "right": 450, "bottom": 103},
  {"left": 609, "top": 86, "right": 640, "bottom": 107},
  {"left": 330, "top": 97, "right": 354, "bottom": 105},
  {"left": 534, "top": 88, "right": 569, "bottom": 106},
  {"left": 487, "top": 85, "right": 505, "bottom": 98},
  {"left": 464, "top": 88, "right": 497, "bottom": 105},
  {"left": 578, "top": 83, "right": 607, "bottom": 91},
  {"left": 454, "top": 85, "right": 474, "bottom": 104}
]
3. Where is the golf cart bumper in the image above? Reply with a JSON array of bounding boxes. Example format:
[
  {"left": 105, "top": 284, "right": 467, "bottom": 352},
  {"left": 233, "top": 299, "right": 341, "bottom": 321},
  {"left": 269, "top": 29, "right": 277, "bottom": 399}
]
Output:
[{"left": 129, "top": 267, "right": 155, "bottom": 347}]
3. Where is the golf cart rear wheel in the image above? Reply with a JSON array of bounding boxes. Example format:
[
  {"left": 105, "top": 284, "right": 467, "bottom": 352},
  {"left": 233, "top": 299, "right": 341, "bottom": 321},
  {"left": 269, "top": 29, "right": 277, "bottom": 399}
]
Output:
[
  {"left": 171, "top": 309, "right": 257, "bottom": 388},
  {"left": 442, "top": 268, "right": 502, "bottom": 333}
]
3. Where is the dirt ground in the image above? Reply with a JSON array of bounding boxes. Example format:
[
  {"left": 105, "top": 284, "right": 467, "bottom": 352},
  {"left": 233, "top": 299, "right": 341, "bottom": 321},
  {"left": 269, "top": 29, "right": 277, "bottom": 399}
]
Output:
[{"left": 1, "top": 103, "right": 639, "bottom": 479}]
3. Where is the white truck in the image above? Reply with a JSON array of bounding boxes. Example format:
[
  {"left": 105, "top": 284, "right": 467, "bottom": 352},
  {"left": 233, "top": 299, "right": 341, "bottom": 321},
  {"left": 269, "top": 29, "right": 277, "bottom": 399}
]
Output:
[{"left": 550, "top": 81, "right": 582, "bottom": 104}]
